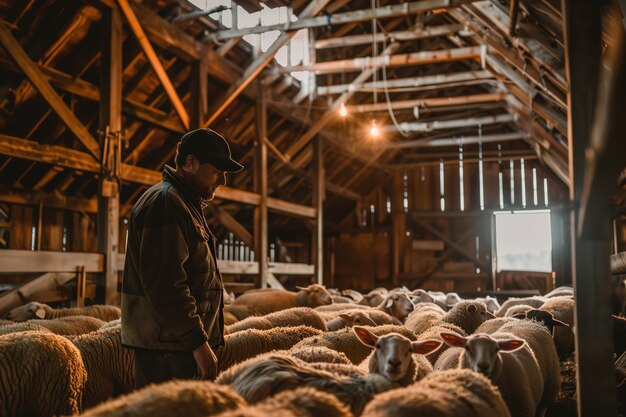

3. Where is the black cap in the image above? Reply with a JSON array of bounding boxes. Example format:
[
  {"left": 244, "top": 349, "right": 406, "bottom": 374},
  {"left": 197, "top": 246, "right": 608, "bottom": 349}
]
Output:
[{"left": 177, "top": 128, "right": 244, "bottom": 173}]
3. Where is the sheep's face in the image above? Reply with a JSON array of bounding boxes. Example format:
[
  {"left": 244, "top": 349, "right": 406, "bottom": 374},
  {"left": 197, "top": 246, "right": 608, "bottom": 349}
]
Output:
[
  {"left": 5, "top": 302, "right": 46, "bottom": 321},
  {"left": 440, "top": 332, "right": 525, "bottom": 379},
  {"left": 297, "top": 284, "right": 333, "bottom": 307},
  {"left": 338, "top": 311, "right": 376, "bottom": 327},
  {"left": 354, "top": 327, "right": 442, "bottom": 382},
  {"left": 384, "top": 293, "right": 415, "bottom": 321},
  {"left": 465, "top": 303, "right": 495, "bottom": 329}
]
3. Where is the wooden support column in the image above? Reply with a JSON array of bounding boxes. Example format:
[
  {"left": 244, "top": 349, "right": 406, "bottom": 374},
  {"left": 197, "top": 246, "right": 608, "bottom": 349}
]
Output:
[
  {"left": 312, "top": 136, "right": 324, "bottom": 285},
  {"left": 190, "top": 49, "right": 208, "bottom": 129},
  {"left": 562, "top": 0, "right": 616, "bottom": 415},
  {"left": 391, "top": 170, "right": 405, "bottom": 287},
  {"left": 97, "top": 7, "right": 122, "bottom": 305},
  {"left": 254, "top": 82, "right": 268, "bottom": 288}
]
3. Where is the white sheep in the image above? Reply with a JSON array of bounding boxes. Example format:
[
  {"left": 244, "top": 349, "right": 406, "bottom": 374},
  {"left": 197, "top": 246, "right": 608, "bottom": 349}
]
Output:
[
  {"left": 218, "top": 327, "right": 441, "bottom": 416},
  {"left": 475, "top": 296, "right": 501, "bottom": 315},
  {"left": 0, "top": 315, "right": 106, "bottom": 336},
  {"left": 315, "top": 303, "right": 373, "bottom": 312},
  {"left": 288, "top": 345, "right": 352, "bottom": 365},
  {"left": 230, "top": 285, "right": 333, "bottom": 318},
  {"left": 214, "top": 387, "right": 352, "bottom": 417},
  {"left": 0, "top": 331, "right": 87, "bottom": 417},
  {"left": 5, "top": 301, "right": 121, "bottom": 322},
  {"left": 217, "top": 325, "right": 323, "bottom": 372},
  {"left": 292, "top": 324, "right": 417, "bottom": 364},
  {"left": 77, "top": 379, "right": 245, "bottom": 417},
  {"left": 504, "top": 304, "right": 535, "bottom": 318},
  {"left": 537, "top": 296, "right": 575, "bottom": 359},
  {"left": 404, "top": 302, "right": 446, "bottom": 335},
  {"left": 341, "top": 289, "right": 365, "bottom": 303},
  {"left": 359, "top": 291, "right": 386, "bottom": 307},
  {"left": 495, "top": 297, "right": 546, "bottom": 317},
  {"left": 361, "top": 369, "right": 511, "bottom": 417},
  {"left": 69, "top": 326, "right": 135, "bottom": 409},
  {"left": 225, "top": 307, "right": 327, "bottom": 333},
  {"left": 545, "top": 286, "right": 574, "bottom": 298},
  {"left": 376, "top": 292, "right": 415, "bottom": 322},
  {"left": 439, "top": 331, "right": 544, "bottom": 417},
  {"left": 406, "top": 300, "right": 493, "bottom": 336},
  {"left": 325, "top": 310, "right": 377, "bottom": 331}
]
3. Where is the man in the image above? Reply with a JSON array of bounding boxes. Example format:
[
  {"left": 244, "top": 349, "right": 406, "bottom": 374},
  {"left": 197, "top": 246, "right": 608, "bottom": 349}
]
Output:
[{"left": 121, "top": 128, "right": 243, "bottom": 388}]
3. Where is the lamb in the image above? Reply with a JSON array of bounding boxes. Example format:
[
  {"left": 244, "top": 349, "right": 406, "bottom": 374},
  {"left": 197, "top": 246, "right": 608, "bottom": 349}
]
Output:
[
  {"left": 0, "top": 315, "right": 106, "bottom": 335},
  {"left": 361, "top": 369, "right": 511, "bottom": 417},
  {"left": 214, "top": 387, "right": 353, "bottom": 417},
  {"left": 538, "top": 296, "right": 575, "bottom": 359},
  {"left": 325, "top": 310, "right": 377, "bottom": 331},
  {"left": 292, "top": 324, "right": 417, "bottom": 364},
  {"left": 288, "top": 345, "right": 352, "bottom": 365},
  {"left": 230, "top": 284, "right": 332, "bottom": 318},
  {"left": 440, "top": 332, "right": 545, "bottom": 417},
  {"left": 69, "top": 326, "right": 135, "bottom": 409},
  {"left": 77, "top": 379, "right": 245, "bottom": 417},
  {"left": 218, "top": 327, "right": 441, "bottom": 415},
  {"left": 217, "top": 325, "right": 323, "bottom": 372},
  {"left": 0, "top": 331, "right": 87, "bottom": 417},
  {"left": 5, "top": 301, "right": 121, "bottom": 322},
  {"left": 495, "top": 297, "right": 546, "bottom": 317},
  {"left": 226, "top": 307, "right": 327, "bottom": 333}
]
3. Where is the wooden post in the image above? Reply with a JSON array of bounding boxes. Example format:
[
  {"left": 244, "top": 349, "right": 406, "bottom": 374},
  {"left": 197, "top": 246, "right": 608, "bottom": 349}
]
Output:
[
  {"left": 190, "top": 49, "right": 208, "bottom": 130},
  {"left": 254, "top": 81, "right": 268, "bottom": 288},
  {"left": 312, "top": 136, "right": 324, "bottom": 285},
  {"left": 97, "top": 7, "right": 122, "bottom": 305},
  {"left": 391, "top": 170, "right": 405, "bottom": 287},
  {"left": 76, "top": 265, "right": 86, "bottom": 307},
  {"left": 562, "top": 0, "right": 616, "bottom": 415}
]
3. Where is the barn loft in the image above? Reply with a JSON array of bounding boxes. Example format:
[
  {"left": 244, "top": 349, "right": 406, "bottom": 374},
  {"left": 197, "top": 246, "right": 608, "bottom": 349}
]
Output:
[{"left": 0, "top": 0, "right": 625, "bottom": 415}]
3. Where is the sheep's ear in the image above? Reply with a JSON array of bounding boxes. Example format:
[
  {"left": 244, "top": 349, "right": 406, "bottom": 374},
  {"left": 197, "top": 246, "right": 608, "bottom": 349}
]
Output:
[
  {"left": 497, "top": 338, "right": 525, "bottom": 352},
  {"left": 466, "top": 304, "right": 478, "bottom": 314},
  {"left": 35, "top": 307, "right": 46, "bottom": 319},
  {"left": 296, "top": 286, "right": 311, "bottom": 292},
  {"left": 385, "top": 297, "right": 394, "bottom": 309},
  {"left": 401, "top": 286, "right": 410, "bottom": 292},
  {"left": 353, "top": 326, "right": 378, "bottom": 348},
  {"left": 440, "top": 332, "right": 467, "bottom": 348},
  {"left": 338, "top": 313, "right": 354, "bottom": 324},
  {"left": 411, "top": 339, "right": 442, "bottom": 355}
]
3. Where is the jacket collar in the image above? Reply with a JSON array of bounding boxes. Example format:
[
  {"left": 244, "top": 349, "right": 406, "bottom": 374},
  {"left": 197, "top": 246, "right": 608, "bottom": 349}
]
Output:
[{"left": 162, "top": 165, "right": 206, "bottom": 209}]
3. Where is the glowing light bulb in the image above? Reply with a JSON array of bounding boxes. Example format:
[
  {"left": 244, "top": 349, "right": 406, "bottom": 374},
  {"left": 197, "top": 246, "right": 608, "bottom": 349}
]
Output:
[
  {"left": 370, "top": 119, "right": 380, "bottom": 138},
  {"left": 339, "top": 102, "right": 347, "bottom": 118}
]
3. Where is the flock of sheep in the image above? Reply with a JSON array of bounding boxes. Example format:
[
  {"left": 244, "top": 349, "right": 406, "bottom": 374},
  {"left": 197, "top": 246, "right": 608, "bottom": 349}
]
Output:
[{"left": 0, "top": 284, "right": 624, "bottom": 417}]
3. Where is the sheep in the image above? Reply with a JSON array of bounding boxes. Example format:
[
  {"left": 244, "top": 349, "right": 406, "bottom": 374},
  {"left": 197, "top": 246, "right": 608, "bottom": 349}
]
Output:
[
  {"left": 223, "top": 289, "right": 236, "bottom": 304},
  {"left": 376, "top": 292, "right": 415, "bottom": 322},
  {"left": 0, "top": 321, "right": 50, "bottom": 335},
  {"left": 504, "top": 304, "right": 535, "bottom": 318},
  {"left": 537, "top": 296, "right": 575, "bottom": 359},
  {"left": 217, "top": 325, "right": 323, "bottom": 372},
  {"left": 325, "top": 310, "right": 377, "bottom": 331},
  {"left": 404, "top": 302, "right": 446, "bottom": 335},
  {"left": 445, "top": 292, "right": 463, "bottom": 307},
  {"left": 323, "top": 309, "right": 400, "bottom": 331},
  {"left": 218, "top": 327, "right": 441, "bottom": 416},
  {"left": 408, "top": 300, "right": 493, "bottom": 336},
  {"left": 214, "top": 387, "right": 353, "bottom": 417},
  {"left": 69, "top": 326, "right": 135, "bottom": 409},
  {"left": 0, "top": 331, "right": 87, "bottom": 417},
  {"left": 361, "top": 369, "right": 511, "bottom": 417},
  {"left": 292, "top": 324, "right": 417, "bottom": 364},
  {"left": 100, "top": 319, "right": 121, "bottom": 331},
  {"left": 415, "top": 322, "right": 467, "bottom": 365},
  {"left": 440, "top": 332, "right": 545, "bottom": 417},
  {"left": 316, "top": 303, "right": 373, "bottom": 312},
  {"left": 5, "top": 301, "right": 121, "bottom": 322},
  {"left": 224, "top": 304, "right": 252, "bottom": 322},
  {"left": 360, "top": 290, "right": 386, "bottom": 307},
  {"left": 226, "top": 307, "right": 327, "bottom": 333},
  {"left": 495, "top": 297, "right": 546, "bottom": 317},
  {"left": 288, "top": 345, "right": 352, "bottom": 365},
  {"left": 231, "top": 284, "right": 332, "bottom": 317},
  {"left": 342, "top": 289, "right": 365, "bottom": 303},
  {"left": 410, "top": 290, "right": 448, "bottom": 311},
  {"left": 0, "top": 315, "right": 106, "bottom": 336},
  {"left": 475, "top": 296, "right": 501, "bottom": 315},
  {"left": 77, "top": 379, "right": 245, "bottom": 417},
  {"left": 332, "top": 295, "right": 356, "bottom": 304},
  {"left": 545, "top": 286, "right": 574, "bottom": 298}
]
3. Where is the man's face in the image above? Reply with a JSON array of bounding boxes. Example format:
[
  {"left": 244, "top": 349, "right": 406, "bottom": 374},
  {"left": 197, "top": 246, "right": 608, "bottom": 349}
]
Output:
[{"left": 183, "top": 156, "right": 226, "bottom": 200}]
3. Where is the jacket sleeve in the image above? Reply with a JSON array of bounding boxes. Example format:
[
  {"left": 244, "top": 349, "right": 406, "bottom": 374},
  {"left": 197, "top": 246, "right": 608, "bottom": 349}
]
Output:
[{"left": 138, "top": 192, "right": 207, "bottom": 351}]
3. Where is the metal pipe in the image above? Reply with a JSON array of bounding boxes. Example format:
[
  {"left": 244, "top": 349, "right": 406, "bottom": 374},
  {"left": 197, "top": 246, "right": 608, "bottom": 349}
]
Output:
[
  {"left": 383, "top": 131, "right": 530, "bottom": 149},
  {"left": 381, "top": 113, "right": 517, "bottom": 133},
  {"left": 347, "top": 93, "right": 508, "bottom": 113}
]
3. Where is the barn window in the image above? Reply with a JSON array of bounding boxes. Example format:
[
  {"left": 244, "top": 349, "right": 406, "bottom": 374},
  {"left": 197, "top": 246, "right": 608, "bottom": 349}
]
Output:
[
  {"left": 509, "top": 160, "right": 515, "bottom": 205},
  {"left": 532, "top": 168, "right": 538, "bottom": 206},
  {"left": 494, "top": 210, "right": 552, "bottom": 273},
  {"left": 439, "top": 159, "right": 445, "bottom": 212},
  {"left": 459, "top": 145, "right": 465, "bottom": 212},
  {"left": 544, "top": 178, "right": 549, "bottom": 207},
  {"left": 520, "top": 158, "right": 527, "bottom": 208}
]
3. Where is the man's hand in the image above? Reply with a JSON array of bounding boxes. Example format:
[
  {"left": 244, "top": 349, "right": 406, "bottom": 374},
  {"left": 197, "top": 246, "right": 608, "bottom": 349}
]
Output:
[{"left": 193, "top": 342, "right": 218, "bottom": 380}]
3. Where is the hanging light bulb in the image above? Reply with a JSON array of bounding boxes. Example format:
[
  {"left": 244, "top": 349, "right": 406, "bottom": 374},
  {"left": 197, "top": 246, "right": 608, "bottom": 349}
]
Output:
[
  {"left": 370, "top": 119, "right": 380, "bottom": 138},
  {"left": 339, "top": 102, "right": 348, "bottom": 118}
]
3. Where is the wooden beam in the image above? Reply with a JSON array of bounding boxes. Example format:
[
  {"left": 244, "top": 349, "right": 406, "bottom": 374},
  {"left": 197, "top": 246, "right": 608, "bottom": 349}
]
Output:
[
  {"left": 0, "top": 186, "right": 98, "bottom": 213},
  {"left": 117, "top": 0, "right": 190, "bottom": 129},
  {"left": 347, "top": 93, "right": 507, "bottom": 113},
  {"left": 312, "top": 136, "right": 324, "bottom": 285},
  {"left": 284, "top": 46, "right": 483, "bottom": 73},
  {"left": 254, "top": 82, "right": 269, "bottom": 288},
  {"left": 0, "top": 23, "right": 101, "bottom": 159},
  {"left": 315, "top": 24, "right": 465, "bottom": 49},
  {"left": 203, "top": 0, "right": 331, "bottom": 128},
  {"left": 382, "top": 113, "right": 517, "bottom": 133},
  {"left": 383, "top": 131, "right": 530, "bottom": 150},
  {"left": 189, "top": 50, "right": 208, "bottom": 129},
  {"left": 0, "top": 272, "right": 77, "bottom": 317},
  {"left": 0, "top": 250, "right": 103, "bottom": 273},
  {"left": 206, "top": 0, "right": 479, "bottom": 41},
  {"left": 206, "top": 204, "right": 253, "bottom": 247},
  {"left": 98, "top": 7, "right": 122, "bottom": 305},
  {"left": 562, "top": 0, "right": 616, "bottom": 414}
]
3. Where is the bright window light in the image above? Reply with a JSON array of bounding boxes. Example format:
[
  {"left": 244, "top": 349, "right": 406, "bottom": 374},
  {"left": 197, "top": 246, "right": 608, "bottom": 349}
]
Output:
[
  {"left": 498, "top": 171, "right": 504, "bottom": 209},
  {"left": 544, "top": 178, "right": 549, "bottom": 207},
  {"left": 439, "top": 159, "right": 445, "bottom": 212},
  {"left": 520, "top": 159, "right": 527, "bottom": 208},
  {"left": 459, "top": 146, "right": 465, "bottom": 212},
  {"left": 494, "top": 210, "right": 552, "bottom": 273},
  {"left": 478, "top": 143, "right": 484, "bottom": 211},
  {"left": 509, "top": 160, "right": 515, "bottom": 205},
  {"left": 532, "top": 168, "right": 538, "bottom": 206}
]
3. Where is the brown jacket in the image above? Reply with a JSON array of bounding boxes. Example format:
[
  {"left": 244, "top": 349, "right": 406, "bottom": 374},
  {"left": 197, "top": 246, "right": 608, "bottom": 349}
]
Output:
[{"left": 121, "top": 166, "right": 224, "bottom": 351}]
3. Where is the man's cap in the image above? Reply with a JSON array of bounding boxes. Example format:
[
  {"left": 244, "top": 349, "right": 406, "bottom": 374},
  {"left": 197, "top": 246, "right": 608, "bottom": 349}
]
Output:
[{"left": 178, "top": 128, "right": 244, "bottom": 173}]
